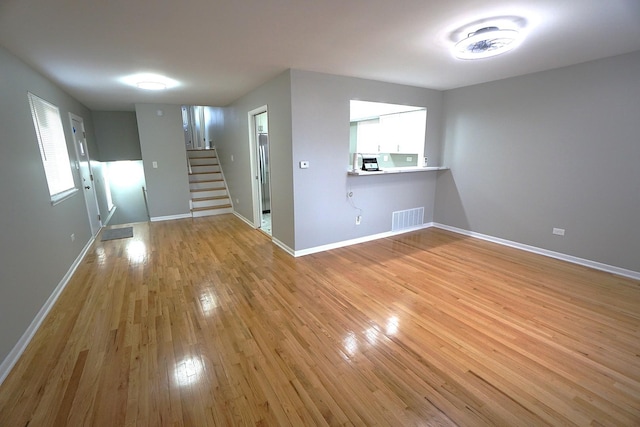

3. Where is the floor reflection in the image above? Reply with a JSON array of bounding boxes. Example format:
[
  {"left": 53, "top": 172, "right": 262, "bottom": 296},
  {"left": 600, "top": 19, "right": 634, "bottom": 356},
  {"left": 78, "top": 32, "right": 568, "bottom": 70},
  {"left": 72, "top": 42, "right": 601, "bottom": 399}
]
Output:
[
  {"left": 386, "top": 316, "right": 399, "bottom": 335},
  {"left": 343, "top": 331, "right": 358, "bottom": 357},
  {"left": 126, "top": 240, "right": 147, "bottom": 263},
  {"left": 199, "top": 290, "right": 218, "bottom": 316},
  {"left": 365, "top": 326, "right": 379, "bottom": 345},
  {"left": 174, "top": 356, "right": 204, "bottom": 387}
]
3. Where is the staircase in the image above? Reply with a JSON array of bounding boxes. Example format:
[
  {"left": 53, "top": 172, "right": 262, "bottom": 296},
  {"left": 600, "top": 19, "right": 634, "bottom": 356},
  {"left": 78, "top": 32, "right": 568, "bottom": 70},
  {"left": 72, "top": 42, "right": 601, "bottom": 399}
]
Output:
[{"left": 187, "top": 149, "right": 233, "bottom": 218}]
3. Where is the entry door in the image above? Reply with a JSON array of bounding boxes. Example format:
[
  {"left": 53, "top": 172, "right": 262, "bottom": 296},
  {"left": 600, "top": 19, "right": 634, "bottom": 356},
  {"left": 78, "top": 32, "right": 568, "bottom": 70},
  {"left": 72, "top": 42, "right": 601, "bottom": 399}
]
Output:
[{"left": 70, "top": 114, "right": 101, "bottom": 236}]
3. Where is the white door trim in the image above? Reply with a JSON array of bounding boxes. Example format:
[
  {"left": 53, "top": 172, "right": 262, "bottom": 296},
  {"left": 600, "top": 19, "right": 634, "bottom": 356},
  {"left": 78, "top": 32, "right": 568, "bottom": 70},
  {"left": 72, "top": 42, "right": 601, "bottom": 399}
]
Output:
[
  {"left": 247, "top": 105, "right": 268, "bottom": 229},
  {"left": 69, "top": 113, "right": 102, "bottom": 236}
]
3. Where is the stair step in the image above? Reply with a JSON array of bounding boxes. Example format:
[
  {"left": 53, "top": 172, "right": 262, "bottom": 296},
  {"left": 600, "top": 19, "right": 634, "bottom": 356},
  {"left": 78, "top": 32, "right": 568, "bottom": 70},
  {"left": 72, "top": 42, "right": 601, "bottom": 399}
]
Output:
[
  {"left": 189, "top": 158, "right": 219, "bottom": 167},
  {"left": 191, "top": 165, "right": 221, "bottom": 173},
  {"left": 192, "top": 198, "right": 230, "bottom": 209},
  {"left": 189, "top": 180, "right": 226, "bottom": 191},
  {"left": 187, "top": 149, "right": 217, "bottom": 158},
  {"left": 191, "top": 204, "right": 233, "bottom": 217},
  {"left": 189, "top": 178, "right": 224, "bottom": 184},
  {"left": 189, "top": 172, "right": 223, "bottom": 183},
  {"left": 193, "top": 203, "right": 232, "bottom": 210},
  {"left": 192, "top": 195, "right": 229, "bottom": 202},
  {"left": 190, "top": 188, "right": 227, "bottom": 198},
  {"left": 191, "top": 206, "right": 234, "bottom": 218},
  {"left": 186, "top": 148, "right": 231, "bottom": 218}
]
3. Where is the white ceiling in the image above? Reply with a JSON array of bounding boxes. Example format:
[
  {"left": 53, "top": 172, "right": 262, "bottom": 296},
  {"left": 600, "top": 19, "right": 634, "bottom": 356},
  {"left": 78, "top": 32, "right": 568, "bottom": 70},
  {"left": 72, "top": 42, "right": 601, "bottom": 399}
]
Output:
[{"left": 1, "top": 0, "right": 639, "bottom": 111}]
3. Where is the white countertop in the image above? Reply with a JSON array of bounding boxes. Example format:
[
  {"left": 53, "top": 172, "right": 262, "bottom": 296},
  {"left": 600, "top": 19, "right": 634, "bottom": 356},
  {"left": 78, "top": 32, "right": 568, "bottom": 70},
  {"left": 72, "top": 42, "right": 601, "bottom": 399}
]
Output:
[{"left": 347, "top": 166, "right": 449, "bottom": 176}]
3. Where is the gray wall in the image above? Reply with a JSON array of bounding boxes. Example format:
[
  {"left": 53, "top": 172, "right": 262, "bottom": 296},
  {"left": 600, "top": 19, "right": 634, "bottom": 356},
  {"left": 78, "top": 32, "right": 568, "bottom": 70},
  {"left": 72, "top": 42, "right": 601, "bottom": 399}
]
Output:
[
  {"left": 0, "top": 46, "right": 103, "bottom": 366},
  {"left": 290, "top": 70, "right": 444, "bottom": 251},
  {"left": 93, "top": 111, "right": 142, "bottom": 161},
  {"left": 435, "top": 51, "right": 640, "bottom": 272},
  {"left": 214, "top": 71, "right": 295, "bottom": 249},
  {"left": 135, "top": 104, "right": 191, "bottom": 219}
]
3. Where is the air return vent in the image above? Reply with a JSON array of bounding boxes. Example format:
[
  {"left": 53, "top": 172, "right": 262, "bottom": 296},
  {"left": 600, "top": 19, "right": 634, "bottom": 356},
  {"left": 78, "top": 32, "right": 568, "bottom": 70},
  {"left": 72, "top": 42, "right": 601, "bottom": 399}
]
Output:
[{"left": 392, "top": 207, "right": 424, "bottom": 231}]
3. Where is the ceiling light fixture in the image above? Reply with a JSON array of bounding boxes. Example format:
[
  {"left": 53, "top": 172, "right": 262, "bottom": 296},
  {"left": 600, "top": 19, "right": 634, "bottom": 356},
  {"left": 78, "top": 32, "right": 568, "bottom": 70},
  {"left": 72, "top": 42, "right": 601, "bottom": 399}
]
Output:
[
  {"left": 136, "top": 81, "right": 167, "bottom": 91},
  {"left": 121, "top": 73, "right": 180, "bottom": 91},
  {"left": 454, "top": 26, "right": 521, "bottom": 60}
]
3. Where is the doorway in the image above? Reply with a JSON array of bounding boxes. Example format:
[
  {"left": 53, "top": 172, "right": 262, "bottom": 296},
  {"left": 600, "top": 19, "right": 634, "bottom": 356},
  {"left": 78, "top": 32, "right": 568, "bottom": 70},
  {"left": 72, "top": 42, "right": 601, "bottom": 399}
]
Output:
[
  {"left": 69, "top": 114, "right": 101, "bottom": 236},
  {"left": 249, "top": 107, "right": 272, "bottom": 235}
]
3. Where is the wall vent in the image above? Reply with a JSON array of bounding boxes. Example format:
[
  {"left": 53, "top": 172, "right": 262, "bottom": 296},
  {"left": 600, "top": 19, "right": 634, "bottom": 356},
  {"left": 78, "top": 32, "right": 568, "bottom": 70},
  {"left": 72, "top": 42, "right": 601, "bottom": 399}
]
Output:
[{"left": 392, "top": 207, "right": 424, "bottom": 232}]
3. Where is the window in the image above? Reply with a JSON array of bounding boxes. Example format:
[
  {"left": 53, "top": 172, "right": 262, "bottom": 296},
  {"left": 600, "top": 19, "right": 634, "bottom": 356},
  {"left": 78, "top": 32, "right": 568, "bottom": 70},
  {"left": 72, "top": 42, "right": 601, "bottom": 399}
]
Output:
[
  {"left": 28, "top": 92, "right": 77, "bottom": 204},
  {"left": 350, "top": 100, "right": 427, "bottom": 170}
]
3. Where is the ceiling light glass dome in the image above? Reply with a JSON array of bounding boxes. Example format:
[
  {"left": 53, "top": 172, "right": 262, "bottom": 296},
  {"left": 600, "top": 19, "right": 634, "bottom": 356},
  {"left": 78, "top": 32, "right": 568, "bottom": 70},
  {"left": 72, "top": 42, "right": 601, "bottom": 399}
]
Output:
[{"left": 454, "top": 26, "right": 521, "bottom": 60}]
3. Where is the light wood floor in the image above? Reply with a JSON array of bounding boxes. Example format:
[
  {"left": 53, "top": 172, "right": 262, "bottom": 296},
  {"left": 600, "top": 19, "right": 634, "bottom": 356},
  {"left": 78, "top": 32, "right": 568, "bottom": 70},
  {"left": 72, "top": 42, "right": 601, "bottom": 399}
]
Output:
[{"left": 1, "top": 215, "right": 639, "bottom": 426}]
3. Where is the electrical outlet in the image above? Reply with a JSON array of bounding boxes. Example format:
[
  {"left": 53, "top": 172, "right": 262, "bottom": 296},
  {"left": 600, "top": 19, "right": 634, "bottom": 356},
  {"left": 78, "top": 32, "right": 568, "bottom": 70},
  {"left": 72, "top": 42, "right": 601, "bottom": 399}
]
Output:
[
  {"left": 552, "top": 228, "right": 565, "bottom": 236},
  {"left": 70, "top": 233, "right": 75, "bottom": 242},
  {"left": 355, "top": 215, "right": 361, "bottom": 225},
  {"left": 406, "top": 156, "right": 412, "bottom": 161}
]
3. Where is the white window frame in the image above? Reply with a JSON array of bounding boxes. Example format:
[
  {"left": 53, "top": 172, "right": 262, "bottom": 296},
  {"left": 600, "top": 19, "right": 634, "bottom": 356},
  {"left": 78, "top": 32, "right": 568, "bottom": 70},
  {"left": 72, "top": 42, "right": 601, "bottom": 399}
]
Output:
[{"left": 28, "top": 92, "right": 78, "bottom": 205}]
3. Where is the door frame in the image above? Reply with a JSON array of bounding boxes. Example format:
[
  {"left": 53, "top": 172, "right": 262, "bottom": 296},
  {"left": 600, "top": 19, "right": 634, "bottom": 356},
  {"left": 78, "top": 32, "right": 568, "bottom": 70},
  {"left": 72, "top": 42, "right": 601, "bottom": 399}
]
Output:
[
  {"left": 247, "top": 105, "right": 268, "bottom": 230},
  {"left": 69, "top": 113, "right": 102, "bottom": 236}
]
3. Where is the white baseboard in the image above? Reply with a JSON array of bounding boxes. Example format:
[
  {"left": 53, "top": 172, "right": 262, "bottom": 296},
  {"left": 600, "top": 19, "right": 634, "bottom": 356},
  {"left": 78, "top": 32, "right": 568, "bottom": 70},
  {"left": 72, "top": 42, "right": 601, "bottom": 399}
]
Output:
[
  {"left": 103, "top": 205, "right": 116, "bottom": 226},
  {"left": 0, "top": 235, "right": 96, "bottom": 386},
  {"left": 150, "top": 213, "right": 192, "bottom": 222},
  {"left": 233, "top": 211, "right": 255, "bottom": 228},
  {"left": 433, "top": 223, "right": 640, "bottom": 281},
  {"left": 272, "top": 237, "right": 295, "bottom": 256},
  {"left": 232, "top": 212, "right": 295, "bottom": 256},
  {"left": 294, "top": 223, "right": 432, "bottom": 257}
]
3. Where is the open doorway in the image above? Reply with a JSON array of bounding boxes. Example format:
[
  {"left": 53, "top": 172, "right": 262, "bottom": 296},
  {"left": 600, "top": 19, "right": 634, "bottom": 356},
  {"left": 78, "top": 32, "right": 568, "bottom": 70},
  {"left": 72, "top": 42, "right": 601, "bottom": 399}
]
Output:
[{"left": 249, "top": 107, "right": 271, "bottom": 235}]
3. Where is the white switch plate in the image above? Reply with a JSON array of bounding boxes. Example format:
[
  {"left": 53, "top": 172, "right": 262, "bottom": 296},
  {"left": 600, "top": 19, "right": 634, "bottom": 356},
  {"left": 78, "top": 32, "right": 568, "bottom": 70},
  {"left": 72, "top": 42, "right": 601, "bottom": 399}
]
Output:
[
  {"left": 406, "top": 156, "right": 412, "bottom": 162},
  {"left": 152, "top": 161, "right": 158, "bottom": 168},
  {"left": 299, "top": 161, "right": 309, "bottom": 169},
  {"left": 553, "top": 228, "right": 565, "bottom": 236}
]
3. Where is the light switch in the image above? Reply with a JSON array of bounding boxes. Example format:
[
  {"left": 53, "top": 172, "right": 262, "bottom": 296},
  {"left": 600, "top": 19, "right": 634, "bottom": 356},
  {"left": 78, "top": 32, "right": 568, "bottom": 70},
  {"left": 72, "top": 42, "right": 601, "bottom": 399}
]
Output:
[
  {"left": 299, "top": 161, "right": 309, "bottom": 169},
  {"left": 152, "top": 161, "right": 158, "bottom": 168}
]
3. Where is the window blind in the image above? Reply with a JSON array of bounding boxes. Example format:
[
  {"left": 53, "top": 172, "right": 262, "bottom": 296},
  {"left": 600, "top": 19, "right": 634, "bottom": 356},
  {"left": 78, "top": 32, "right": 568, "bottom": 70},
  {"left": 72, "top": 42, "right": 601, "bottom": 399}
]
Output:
[{"left": 28, "top": 92, "right": 76, "bottom": 202}]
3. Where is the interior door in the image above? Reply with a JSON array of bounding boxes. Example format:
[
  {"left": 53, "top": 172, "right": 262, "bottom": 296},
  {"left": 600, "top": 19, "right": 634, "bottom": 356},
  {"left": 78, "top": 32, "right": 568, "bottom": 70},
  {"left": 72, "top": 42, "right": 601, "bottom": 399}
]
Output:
[{"left": 70, "top": 114, "right": 101, "bottom": 236}]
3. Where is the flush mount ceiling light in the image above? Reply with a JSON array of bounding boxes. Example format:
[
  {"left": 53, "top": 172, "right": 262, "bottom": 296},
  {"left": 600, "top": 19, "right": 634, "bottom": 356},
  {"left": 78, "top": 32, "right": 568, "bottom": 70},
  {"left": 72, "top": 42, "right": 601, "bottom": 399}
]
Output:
[
  {"left": 136, "top": 81, "right": 167, "bottom": 91},
  {"left": 121, "top": 73, "right": 180, "bottom": 91},
  {"left": 454, "top": 26, "right": 521, "bottom": 60}
]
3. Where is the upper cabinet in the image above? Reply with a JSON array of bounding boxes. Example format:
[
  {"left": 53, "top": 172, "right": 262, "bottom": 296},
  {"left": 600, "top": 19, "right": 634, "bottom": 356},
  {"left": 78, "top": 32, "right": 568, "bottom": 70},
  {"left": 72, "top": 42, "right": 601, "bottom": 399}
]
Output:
[
  {"left": 378, "top": 110, "right": 426, "bottom": 153},
  {"left": 350, "top": 101, "right": 427, "bottom": 168}
]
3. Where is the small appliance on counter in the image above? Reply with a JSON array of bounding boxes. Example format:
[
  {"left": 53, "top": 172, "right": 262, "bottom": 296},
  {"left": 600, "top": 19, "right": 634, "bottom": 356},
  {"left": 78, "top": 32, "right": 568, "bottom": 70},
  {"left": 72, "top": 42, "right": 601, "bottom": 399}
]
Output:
[{"left": 361, "top": 156, "right": 380, "bottom": 172}]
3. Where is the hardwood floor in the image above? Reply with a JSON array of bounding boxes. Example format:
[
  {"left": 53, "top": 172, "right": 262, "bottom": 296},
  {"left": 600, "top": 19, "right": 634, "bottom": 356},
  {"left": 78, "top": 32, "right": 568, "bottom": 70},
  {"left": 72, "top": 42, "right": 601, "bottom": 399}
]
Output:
[{"left": 1, "top": 215, "right": 639, "bottom": 426}]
